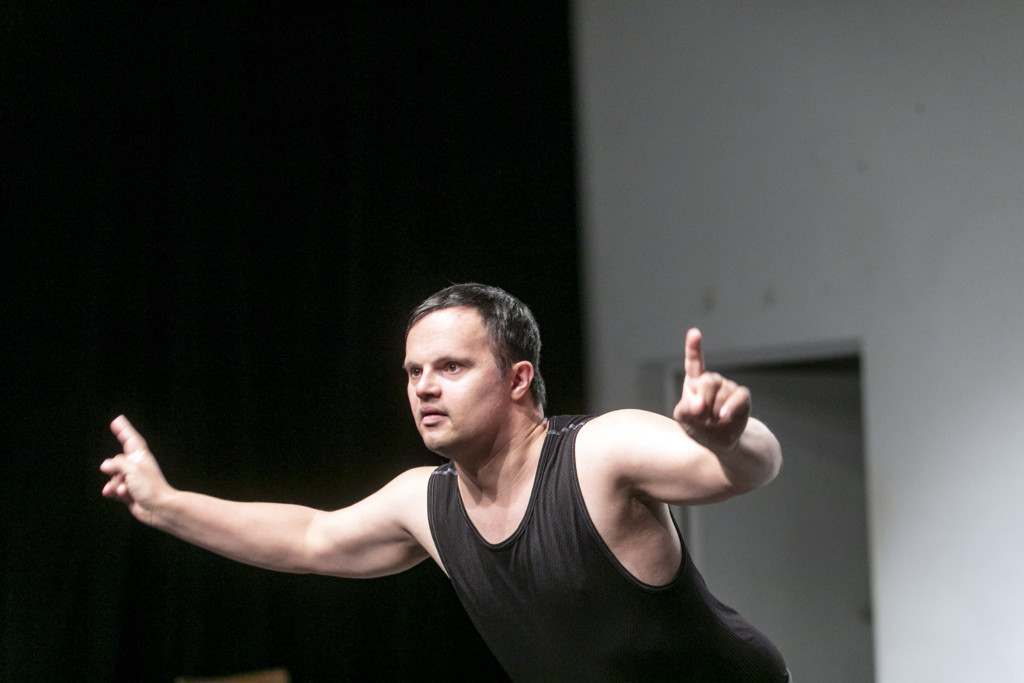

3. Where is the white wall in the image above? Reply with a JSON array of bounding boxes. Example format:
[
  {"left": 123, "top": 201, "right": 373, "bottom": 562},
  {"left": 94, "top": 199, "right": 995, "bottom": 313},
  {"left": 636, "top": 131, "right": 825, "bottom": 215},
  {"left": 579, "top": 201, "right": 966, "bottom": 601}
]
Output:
[{"left": 572, "top": 2, "right": 1024, "bottom": 681}]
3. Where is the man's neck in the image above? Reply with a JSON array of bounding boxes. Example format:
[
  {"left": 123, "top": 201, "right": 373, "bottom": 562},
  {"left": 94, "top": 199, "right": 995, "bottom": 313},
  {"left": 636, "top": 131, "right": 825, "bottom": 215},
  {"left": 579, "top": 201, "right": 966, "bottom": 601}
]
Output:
[{"left": 454, "top": 413, "right": 549, "bottom": 504}]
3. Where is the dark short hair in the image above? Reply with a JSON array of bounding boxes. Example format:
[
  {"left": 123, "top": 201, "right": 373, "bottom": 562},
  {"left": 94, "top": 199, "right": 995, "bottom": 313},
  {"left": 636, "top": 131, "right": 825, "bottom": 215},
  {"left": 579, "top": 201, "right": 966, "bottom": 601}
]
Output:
[{"left": 406, "top": 283, "right": 547, "bottom": 411}]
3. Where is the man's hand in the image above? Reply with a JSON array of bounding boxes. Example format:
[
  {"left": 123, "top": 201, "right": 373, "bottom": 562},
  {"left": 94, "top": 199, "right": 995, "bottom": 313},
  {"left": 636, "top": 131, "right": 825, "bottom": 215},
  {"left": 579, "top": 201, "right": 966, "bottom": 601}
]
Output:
[
  {"left": 673, "top": 329, "right": 751, "bottom": 451},
  {"left": 100, "top": 415, "right": 173, "bottom": 524}
]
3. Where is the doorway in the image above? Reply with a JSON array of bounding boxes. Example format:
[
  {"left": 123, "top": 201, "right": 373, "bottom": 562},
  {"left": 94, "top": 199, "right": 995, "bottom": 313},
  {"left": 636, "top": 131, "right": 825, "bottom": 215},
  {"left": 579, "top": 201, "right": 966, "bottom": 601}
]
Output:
[{"left": 661, "top": 355, "right": 875, "bottom": 682}]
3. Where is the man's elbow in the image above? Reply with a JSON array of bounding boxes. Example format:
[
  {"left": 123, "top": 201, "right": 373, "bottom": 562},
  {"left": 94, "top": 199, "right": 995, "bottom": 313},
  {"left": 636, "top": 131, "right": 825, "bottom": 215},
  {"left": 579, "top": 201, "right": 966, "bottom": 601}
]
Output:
[
  {"left": 751, "top": 432, "right": 783, "bottom": 490},
  {"left": 761, "top": 448, "right": 782, "bottom": 491},
  {"left": 728, "top": 432, "right": 782, "bottom": 495}
]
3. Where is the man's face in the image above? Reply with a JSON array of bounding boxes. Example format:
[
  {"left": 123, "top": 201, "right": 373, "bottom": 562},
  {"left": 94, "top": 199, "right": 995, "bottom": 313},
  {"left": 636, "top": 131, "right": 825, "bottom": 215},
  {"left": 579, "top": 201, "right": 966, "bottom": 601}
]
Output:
[{"left": 404, "top": 307, "right": 509, "bottom": 456}]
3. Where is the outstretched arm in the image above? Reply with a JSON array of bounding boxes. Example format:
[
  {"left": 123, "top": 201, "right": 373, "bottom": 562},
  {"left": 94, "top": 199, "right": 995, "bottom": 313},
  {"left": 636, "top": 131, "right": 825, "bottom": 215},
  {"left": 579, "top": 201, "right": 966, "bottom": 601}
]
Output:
[
  {"left": 581, "top": 329, "right": 781, "bottom": 505},
  {"left": 100, "top": 416, "right": 432, "bottom": 578}
]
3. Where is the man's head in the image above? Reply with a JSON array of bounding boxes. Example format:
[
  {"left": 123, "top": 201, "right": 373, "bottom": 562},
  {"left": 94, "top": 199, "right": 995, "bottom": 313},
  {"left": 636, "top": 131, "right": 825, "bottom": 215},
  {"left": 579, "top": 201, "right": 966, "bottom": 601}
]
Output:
[{"left": 406, "top": 283, "right": 547, "bottom": 412}]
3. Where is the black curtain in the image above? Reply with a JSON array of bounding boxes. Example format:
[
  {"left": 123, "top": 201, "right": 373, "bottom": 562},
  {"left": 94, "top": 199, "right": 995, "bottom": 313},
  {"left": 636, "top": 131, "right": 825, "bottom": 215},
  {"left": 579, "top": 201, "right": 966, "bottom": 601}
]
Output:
[{"left": 2, "top": 4, "right": 583, "bottom": 681}]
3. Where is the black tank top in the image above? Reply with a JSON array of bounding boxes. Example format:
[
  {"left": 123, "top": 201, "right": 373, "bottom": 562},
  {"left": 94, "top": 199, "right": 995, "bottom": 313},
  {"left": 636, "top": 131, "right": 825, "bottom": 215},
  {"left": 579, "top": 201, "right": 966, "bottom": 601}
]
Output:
[{"left": 427, "top": 415, "right": 789, "bottom": 681}]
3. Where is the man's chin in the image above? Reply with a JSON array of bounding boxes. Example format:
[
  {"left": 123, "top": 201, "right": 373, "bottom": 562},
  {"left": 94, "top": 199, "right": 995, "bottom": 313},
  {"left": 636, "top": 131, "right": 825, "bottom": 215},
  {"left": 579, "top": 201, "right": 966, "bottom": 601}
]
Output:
[{"left": 419, "top": 431, "right": 452, "bottom": 456}]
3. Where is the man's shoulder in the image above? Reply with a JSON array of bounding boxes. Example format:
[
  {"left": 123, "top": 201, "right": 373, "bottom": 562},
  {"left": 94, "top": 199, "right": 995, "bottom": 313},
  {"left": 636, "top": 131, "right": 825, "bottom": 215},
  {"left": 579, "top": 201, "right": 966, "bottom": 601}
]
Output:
[
  {"left": 370, "top": 466, "right": 436, "bottom": 531},
  {"left": 575, "top": 409, "right": 683, "bottom": 464},
  {"left": 577, "top": 409, "right": 674, "bottom": 439},
  {"left": 374, "top": 465, "right": 436, "bottom": 507},
  {"left": 392, "top": 465, "right": 438, "bottom": 487}
]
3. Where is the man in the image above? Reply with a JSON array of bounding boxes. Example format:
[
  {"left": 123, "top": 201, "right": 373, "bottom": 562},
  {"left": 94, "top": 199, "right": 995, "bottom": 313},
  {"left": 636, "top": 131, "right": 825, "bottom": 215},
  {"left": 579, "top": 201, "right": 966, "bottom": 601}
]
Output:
[{"left": 102, "top": 283, "right": 789, "bottom": 681}]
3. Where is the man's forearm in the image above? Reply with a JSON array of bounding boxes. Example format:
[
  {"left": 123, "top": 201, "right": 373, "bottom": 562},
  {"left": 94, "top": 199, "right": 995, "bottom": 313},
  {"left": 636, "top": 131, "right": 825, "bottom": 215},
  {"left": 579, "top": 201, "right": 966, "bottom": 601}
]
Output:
[{"left": 150, "top": 490, "right": 321, "bottom": 573}]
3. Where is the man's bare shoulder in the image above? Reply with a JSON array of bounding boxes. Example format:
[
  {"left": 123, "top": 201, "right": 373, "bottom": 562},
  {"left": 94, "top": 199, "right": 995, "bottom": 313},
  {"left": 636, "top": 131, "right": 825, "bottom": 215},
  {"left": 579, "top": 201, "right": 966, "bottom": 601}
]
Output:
[
  {"left": 386, "top": 465, "right": 443, "bottom": 567},
  {"left": 576, "top": 409, "right": 681, "bottom": 455},
  {"left": 575, "top": 409, "right": 701, "bottom": 487},
  {"left": 377, "top": 465, "right": 436, "bottom": 507},
  {"left": 390, "top": 464, "right": 438, "bottom": 486}
]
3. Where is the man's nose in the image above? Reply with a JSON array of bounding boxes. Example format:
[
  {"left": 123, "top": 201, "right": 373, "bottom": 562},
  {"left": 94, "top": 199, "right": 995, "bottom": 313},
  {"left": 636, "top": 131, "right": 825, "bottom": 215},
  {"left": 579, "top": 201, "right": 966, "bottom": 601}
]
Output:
[{"left": 414, "top": 370, "right": 440, "bottom": 397}]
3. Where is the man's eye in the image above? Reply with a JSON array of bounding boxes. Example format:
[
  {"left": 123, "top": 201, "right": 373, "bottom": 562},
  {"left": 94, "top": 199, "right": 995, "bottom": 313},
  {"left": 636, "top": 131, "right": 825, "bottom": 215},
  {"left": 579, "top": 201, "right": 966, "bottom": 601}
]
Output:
[
  {"left": 408, "top": 368, "right": 421, "bottom": 378},
  {"left": 446, "top": 362, "right": 460, "bottom": 372}
]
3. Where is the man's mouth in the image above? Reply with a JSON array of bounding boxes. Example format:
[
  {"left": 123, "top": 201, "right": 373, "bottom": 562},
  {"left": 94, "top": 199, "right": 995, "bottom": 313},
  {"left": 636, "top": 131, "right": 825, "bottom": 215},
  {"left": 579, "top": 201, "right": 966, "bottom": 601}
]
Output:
[{"left": 420, "top": 408, "right": 447, "bottom": 426}]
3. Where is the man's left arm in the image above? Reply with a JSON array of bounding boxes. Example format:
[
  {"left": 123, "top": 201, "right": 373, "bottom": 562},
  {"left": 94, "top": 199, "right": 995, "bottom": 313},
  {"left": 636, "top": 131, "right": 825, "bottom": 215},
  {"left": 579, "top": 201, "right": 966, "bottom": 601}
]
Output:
[{"left": 580, "top": 328, "right": 781, "bottom": 506}]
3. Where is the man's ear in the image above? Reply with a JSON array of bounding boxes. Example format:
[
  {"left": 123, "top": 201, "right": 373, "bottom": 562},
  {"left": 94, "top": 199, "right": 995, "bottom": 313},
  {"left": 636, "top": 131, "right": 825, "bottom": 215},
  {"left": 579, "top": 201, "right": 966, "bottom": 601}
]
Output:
[{"left": 509, "top": 360, "right": 535, "bottom": 401}]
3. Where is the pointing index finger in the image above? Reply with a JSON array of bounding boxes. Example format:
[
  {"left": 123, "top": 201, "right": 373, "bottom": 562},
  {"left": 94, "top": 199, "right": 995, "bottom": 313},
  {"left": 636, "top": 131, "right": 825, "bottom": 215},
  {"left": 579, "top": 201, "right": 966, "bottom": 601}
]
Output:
[
  {"left": 684, "top": 328, "right": 705, "bottom": 380},
  {"left": 110, "top": 415, "right": 148, "bottom": 455}
]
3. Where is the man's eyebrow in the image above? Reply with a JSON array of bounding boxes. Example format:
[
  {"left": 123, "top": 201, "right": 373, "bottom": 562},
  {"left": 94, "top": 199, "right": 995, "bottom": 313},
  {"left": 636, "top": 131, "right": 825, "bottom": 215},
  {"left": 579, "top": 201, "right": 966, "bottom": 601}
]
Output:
[{"left": 401, "top": 355, "right": 471, "bottom": 371}]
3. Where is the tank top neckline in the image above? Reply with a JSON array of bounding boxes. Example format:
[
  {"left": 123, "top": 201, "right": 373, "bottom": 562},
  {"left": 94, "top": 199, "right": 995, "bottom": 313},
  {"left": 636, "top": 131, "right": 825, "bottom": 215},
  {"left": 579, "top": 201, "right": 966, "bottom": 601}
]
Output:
[{"left": 451, "top": 418, "right": 559, "bottom": 550}]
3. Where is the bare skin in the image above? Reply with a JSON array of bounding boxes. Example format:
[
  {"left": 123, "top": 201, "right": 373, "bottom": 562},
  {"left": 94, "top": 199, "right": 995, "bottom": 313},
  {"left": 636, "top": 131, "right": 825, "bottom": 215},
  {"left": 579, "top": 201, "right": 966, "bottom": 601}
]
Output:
[
  {"left": 101, "top": 310, "right": 780, "bottom": 587},
  {"left": 403, "top": 307, "right": 549, "bottom": 545}
]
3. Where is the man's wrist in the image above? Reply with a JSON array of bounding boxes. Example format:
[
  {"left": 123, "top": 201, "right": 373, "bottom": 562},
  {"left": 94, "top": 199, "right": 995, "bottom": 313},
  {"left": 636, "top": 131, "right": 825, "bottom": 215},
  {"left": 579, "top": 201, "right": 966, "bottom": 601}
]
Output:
[{"left": 141, "top": 486, "right": 181, "bottom": 530}]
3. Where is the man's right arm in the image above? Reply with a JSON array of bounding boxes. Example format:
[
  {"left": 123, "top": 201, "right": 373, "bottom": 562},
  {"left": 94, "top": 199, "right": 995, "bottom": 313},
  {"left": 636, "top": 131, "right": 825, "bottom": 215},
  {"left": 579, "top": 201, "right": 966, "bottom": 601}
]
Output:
[{"left": 100, "top": 415, "right": 432, "bottom": 579}]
